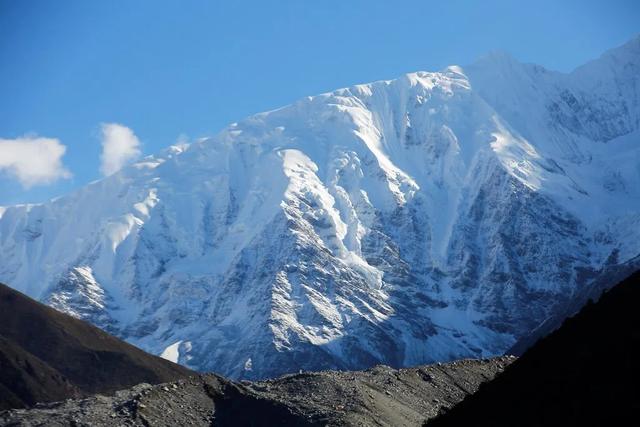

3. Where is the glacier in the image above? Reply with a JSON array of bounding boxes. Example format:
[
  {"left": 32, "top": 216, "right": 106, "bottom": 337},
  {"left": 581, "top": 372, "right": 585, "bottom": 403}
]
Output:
[{"left": 1, "top": 36, "right": 639, "bottom": 379}]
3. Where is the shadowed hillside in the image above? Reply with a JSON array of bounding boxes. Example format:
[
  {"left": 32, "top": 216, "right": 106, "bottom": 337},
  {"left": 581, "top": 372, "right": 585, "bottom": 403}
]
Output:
[
  {"left": 429, "top": 270, "right": 640, "bottom": 426},
  {"left": 0, "top": 283, "right": 193, "bottom": 410}
]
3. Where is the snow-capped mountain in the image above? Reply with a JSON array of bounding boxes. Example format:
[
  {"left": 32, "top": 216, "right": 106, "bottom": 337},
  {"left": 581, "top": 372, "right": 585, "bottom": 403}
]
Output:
[{"left": 1, "top": 37, "right": 639, "bottom": 379}]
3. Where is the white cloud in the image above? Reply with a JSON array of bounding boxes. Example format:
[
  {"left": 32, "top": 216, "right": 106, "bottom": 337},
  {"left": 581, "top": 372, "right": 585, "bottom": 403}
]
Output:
[
  {"left": 0, "top": 136, "right": 72, "bottom": 188},
  {"left": 99, "top": 123, "right": 141, "bottom": 176}
]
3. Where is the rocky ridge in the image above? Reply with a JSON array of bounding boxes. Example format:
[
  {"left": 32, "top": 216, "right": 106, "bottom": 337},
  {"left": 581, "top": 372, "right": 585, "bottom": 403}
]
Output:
[
  {"left": 0, "top": 283, "right": 193, "bottom": 410},
  {"left": 0, "top": 357, "right": 514, "bottom": 426}
]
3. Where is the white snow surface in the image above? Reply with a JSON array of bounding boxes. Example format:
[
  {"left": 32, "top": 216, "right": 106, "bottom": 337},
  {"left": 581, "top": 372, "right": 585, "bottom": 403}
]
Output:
[
  {"left": 160, "top": 341, "right": 182, "bottom": 363},
  {"left": 1, "top": 36, "right": 639, "bottom": 379}
]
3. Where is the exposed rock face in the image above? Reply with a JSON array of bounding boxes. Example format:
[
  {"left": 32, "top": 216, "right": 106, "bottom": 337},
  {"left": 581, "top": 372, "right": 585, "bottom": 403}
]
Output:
[
  {"left": 0, "top": 38, "right": 639, "bottom": 379},
  {"left": 0, "top": 357, "right": 514, "bottom": 426}
]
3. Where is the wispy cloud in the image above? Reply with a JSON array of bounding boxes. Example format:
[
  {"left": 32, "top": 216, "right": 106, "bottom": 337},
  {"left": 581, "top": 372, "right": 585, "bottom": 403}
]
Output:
[
  {"left": 100, "top": 123, "right": 141, "bottom": 176},
  {"left": 0, "top": 136, "right": 72, "bottom": 188}
]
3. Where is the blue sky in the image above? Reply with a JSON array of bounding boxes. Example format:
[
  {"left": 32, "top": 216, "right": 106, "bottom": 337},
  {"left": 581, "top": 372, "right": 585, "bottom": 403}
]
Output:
[{"left": 1, "top": 0, "right": 638, "bottom": 205}]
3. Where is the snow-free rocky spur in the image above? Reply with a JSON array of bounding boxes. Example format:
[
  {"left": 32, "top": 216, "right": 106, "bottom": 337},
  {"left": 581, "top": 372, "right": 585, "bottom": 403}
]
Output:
[
  {"left": 0, "top": 283, "right": 192, "bottom": 410},
  {"left": 1, "top": 357, "right": 514, "bottom": 426},
  {"left": 1, "top": 36, "right": 639, "bottom": 380}
]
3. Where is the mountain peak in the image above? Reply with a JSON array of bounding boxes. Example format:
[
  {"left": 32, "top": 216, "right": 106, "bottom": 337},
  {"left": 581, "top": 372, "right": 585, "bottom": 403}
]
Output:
[
  {"left": 601, "top": 33, "right": 640, "bottom": 60},
  {"left": 470, "top": 49, "right": 525, "bottom": 70},
  {"left": 569, "top": 34, "right": 640, "bottom": 81},
  {"left": 0, "top": 39, "right": 639, "bottom": 380}
]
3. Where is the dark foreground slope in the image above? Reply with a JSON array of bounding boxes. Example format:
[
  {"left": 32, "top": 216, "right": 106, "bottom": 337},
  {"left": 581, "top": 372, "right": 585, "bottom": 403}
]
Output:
[
  {"left": 508, "top": 256, "right": 640, "bottom": 355},
  {"left": 429, "top": 271, "right": 640, "bottom": 427},
  {"left": 0, "top": 283, "right": 193, "bottom": 410},
  {"left": 0, "top": 357, "right": 514, "bottom": 426}
]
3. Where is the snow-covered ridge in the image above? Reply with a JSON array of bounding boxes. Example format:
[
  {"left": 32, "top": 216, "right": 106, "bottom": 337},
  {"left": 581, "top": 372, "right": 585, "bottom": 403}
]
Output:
[{"left": 0, "top": 36, "right": 639, "bottom": 379}]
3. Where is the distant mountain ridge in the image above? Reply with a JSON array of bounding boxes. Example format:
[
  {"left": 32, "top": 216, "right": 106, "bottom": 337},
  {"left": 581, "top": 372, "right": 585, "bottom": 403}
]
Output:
[
  {"left": 0, "top": 283, "right": 193, "bottom": 410},
  {"left": 0, "top": 36, "right": 638, "bottom": 379}
]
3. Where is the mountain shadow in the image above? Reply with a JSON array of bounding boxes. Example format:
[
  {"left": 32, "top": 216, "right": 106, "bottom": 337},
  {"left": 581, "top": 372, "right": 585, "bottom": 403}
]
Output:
[{"left": 428, "top": 270, "right": 640, "bottom": 426}]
